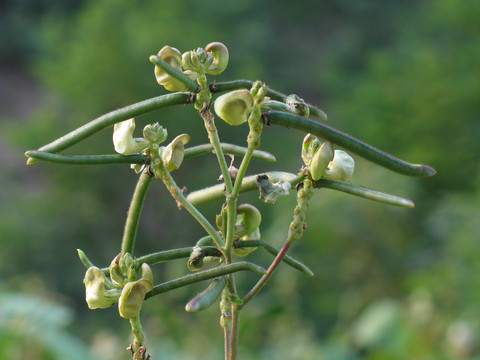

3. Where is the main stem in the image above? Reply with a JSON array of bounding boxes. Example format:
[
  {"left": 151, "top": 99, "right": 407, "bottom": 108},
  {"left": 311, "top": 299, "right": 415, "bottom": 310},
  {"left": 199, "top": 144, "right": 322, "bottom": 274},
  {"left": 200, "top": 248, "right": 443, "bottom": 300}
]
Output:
[{"left": 121, "top": 169, "right": 153, "bottom": 255}]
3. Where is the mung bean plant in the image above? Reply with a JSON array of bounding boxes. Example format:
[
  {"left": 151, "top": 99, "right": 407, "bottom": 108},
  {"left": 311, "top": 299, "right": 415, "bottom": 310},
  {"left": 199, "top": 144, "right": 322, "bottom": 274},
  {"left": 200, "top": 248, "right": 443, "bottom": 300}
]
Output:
[{"left": 25, "top": 42, "right": 436, "bottom": 360}]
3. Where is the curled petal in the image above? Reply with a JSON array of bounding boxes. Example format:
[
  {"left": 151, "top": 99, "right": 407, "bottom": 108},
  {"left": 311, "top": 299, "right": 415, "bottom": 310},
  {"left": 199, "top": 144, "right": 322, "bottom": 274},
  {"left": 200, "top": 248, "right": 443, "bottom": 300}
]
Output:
[
  {"left": 113, "top": 119, "right": 149, "bottom": 155},
  {"left": 118, "top": 278, "right": 153, "bottom": 319},
  {"left": 301, "top": 134, "right": 321, "bottom": 166},
  {"left": 154, "top": 46, "right": 190, "bottom": 91},
  {"left": 205, "top": 42, "right": 229, "bottom": 75},
  {"left": 84, "top": 267, "right": 120, "bottom": 309},
  {"left": 160, "top": 134, "right": 190, "bottom": 171},
  {"left": 235, "top": 204, "right": 262, "bottom": 237},
  {"left": 324, "top": 150, "right": 355, "bottom": 182},
  {"left": 234, "top": 228, "right": 261, "bottom": 257},
  {"left": 214, "top": 89, "right": 254, "bottom": 126},
  {"left": 310, "top": 141, "right": 334, "bottom": 181}
]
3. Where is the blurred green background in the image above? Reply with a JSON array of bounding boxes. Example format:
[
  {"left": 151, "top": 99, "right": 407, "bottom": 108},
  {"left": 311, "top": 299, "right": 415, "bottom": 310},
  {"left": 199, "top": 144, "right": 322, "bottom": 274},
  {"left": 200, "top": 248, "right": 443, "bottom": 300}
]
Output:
[{"left": 1, "top": 0, "right": 479, "bottom": 359}]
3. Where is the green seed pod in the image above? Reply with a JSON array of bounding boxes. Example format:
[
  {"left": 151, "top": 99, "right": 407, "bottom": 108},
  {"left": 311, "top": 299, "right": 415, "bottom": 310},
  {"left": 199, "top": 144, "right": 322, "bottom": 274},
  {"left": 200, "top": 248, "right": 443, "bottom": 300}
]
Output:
[
  {"left": 324, "top": 150, "right": 355, "bottom": 182},
  {"left": 235, "top": 204, "right": 262, "bottom": 237},
  {"left": 160, "top": 134, "right": 190, "bottom": 171},
  {"left": 117, "top": 278, "right": 153, "bottom": 319},
  {"left": 214, "top": 89, "right": 254, "bottom": 126},
  {"left": 310, "top": 141, "right": 334, "bottom": 181},
  {"left": 301, "top": 133, "right": 321, "bottom": 166},
  {"left": 154, "top": 46, "right": 190, "bottom": 91},
  {"left": 205, "top": 42, "right": 229, "bottom": 75},
  {"left": 84, "top": 267, "right": 121, "bottom": 309},
  {"left": 185, "top": 277, "right": 227, "bottom": 312},
  {"left": 113, "top": 119, "right": 149, "bottom": 155},
  {"left": 234, "top": 228, "right": 261, "bottom": 257},
  {"left": 285, "top": 94, "right": 310, "bottom": 118}
]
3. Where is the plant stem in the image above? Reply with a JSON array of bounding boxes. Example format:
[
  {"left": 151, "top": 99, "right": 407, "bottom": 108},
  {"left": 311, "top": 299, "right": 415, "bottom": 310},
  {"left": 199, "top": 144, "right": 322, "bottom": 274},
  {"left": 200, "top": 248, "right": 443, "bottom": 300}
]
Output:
[
  {"left": 241, "top": 179, "right": 315, "bottom": 306},
  {"left": 31, "top": 92, "right": 190, "bottom": 158},
  {"left": 156, "top": 165, "right": 225, "bottom": 249},
  {"left": 136, "top": 246, "right": 221, "bottom": 265},
  {"left": 266, "top": 110, "right": 436, "bottom": 177},
  {"left": 235, "top": 240, "right": 314, "bottom": 276},
  {"left": 184, "top": 143, "right": 276, "bottom": 162},
  {"left": 121, "top": 169, "right": 153, "bottom": 255},
  {"left": 200, "top": 109, "right": 234, "bottom": 195},
  {"left": 230, "top": 305, "right": 241, "bottom": 360},
  {"left": 145, "top": 262, "right": 266, "bottom": 299},
  {"left": 25, "top": 151, "right": 148, "bottom": 165}
]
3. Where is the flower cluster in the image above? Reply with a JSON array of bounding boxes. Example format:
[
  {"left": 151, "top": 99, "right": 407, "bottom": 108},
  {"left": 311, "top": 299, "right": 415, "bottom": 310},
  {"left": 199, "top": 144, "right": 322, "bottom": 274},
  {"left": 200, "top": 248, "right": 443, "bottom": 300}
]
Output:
[{"left": 83, "top": 253, "right": 153, "bottom": 319}]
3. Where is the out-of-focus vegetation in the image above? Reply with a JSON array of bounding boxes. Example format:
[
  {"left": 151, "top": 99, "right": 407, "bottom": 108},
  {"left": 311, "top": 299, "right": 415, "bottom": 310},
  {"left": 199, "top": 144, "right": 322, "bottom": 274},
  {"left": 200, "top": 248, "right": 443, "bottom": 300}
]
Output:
[{"left": 1, "top": 0, "right": 479, "bottom": 359}]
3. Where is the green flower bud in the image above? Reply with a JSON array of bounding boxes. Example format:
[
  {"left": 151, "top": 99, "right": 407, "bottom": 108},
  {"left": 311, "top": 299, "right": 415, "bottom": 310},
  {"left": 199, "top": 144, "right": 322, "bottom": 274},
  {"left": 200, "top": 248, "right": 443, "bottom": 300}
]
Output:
[
  {"left": 301, "top": 133, "right": 321, "bottom": 166},
  {"left": 205, "top": 42, "right": 229, "bottom": 75},
  {"left": 154, "top": 46, "right": 190, "bottom": 91},
  {"left": 185, "top": 277, "right": 226, "bottom": 312},
  {"left": 214, "top": 89, "right": 254, "bottom": 126},
  {"left": 234, "top": 228, "right": 261, "bottom": 257},
  {"left": 140, "top": 263, "right": 153, "bottom": 283},
  {"left": 113, "top": 119, "right": 149, "bottom": 155},
  {"left": 159, "top": 133, "right": 190, "bottom": 171},
  {"left": 84, "top": 267, "right": 121, "bottom": 309},
  {"left": 143, "top": 123, "right": 167, "bottom": 144},
  {"left": 235, "top": 204, "right": 262, "bottom": 237},
  {"left": 310, "top": 141, "right": 334, "bottom": 181},
  {"left": 285, "top": 94, "right": 309, "bottom": 117},
  {"left": 324, "top": 150, "right": 355, "bottom": 182}
]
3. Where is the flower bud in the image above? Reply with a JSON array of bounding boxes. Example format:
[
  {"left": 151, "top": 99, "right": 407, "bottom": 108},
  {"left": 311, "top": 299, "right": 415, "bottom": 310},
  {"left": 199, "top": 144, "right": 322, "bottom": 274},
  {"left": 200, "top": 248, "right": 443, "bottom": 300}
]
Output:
[
  {"left": 324, "top": 150, "right": 355, "bottom": 182},
  {"left": 113, "top": 119, "right": 149, "bottom": 155},
  {"left": 154, "top": 46, "right": 190, "bottom": 91},
  {"left": 205, "top": 42, "right": 229, "bottom": 75},
  {"left": 310, "top": 141, "right": 334, "bottom": 181},
  {"left": 187, "top": 246, "right": 206, "bottom": 271},
  {"left": 84, "top": 267, "right": 121, "bottom": 309},
  {"left": 143, "top": 122, "right": 167, "bottom": 144},
  {"left": 301, "top": 133, "right": 321, "bottom": 166},
  {"left": 160, "top": 133, "right": 190, "bottom": 171},
  {"left": 285, "top": 94, "right": 309, "bottom": 117},
  {"left": 214, "top": 89, "right": 254, "bottom": 126},
  {"left": 235, "top": 204, "right": 262, "bottom": 237}
]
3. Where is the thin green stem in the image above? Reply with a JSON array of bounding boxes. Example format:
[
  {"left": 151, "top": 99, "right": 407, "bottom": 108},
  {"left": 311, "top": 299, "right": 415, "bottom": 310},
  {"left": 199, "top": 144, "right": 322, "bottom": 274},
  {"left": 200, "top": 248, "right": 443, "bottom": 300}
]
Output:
[
  {"left": 230, "top": 305, "right": 241, "bottom": 360},
  {"left": 149, "top": 55, "right": 199, "bottom": 92},
  {"left": 25, "top": 151, "right": 148, "bottom": 165},
  {"left": 266, "top": 110, "right": 436, "bottom": 177},
  {"left": 314, "top": 178, "right": 415, "bottom": 207},
  {"left": 121, "top": 169, "right": 153, "bottom": 255},
  {"left": 30, "top": 92, "right": 190, "bottom": 158},
  {"left": 210, "top": 80, "right": 327, "bottom": 120},
  {"left": 145, "top": 262, "right": 266, "bottom": 299},
  {"left": 156, "top": 165, "right": 225, "bottom": 249},
  {"left": 136, "top": 246, "right": 221, "bottom": 266},
  {"left": 184, "top": 143, "right": 276, "bottom": 162},
  {"left": 201, "top": 109, "right": 234, "bottom": 194},
  {"left": 25, "top": 143, "right": 275, "bottom": 166},
  {"left": 235, "top": 240, "right": 314, "bottom": 276}
]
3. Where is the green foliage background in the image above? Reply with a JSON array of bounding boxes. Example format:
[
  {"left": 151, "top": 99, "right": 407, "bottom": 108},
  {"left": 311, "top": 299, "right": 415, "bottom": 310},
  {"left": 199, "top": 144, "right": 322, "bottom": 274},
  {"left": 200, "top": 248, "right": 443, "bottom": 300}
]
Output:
[{"left": 1, "top": 0, "right": 479, "bottom": 359}]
